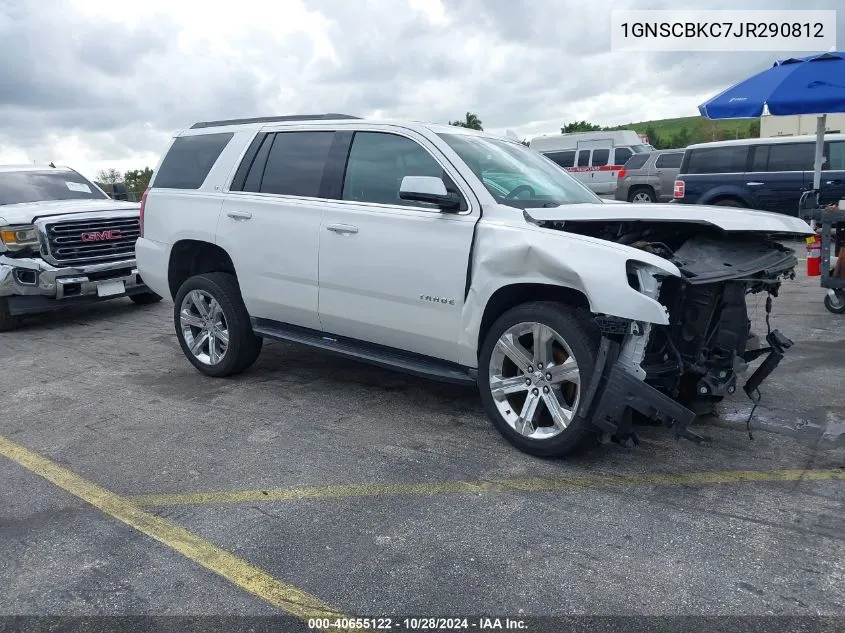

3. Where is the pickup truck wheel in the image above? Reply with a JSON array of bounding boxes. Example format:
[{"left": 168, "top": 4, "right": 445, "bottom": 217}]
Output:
[
  {"left": 478, "top": 302, "right": 599, "bottom": 457},
  {"left": 129, "top": 291, "right": 162, "bottom": 305},
  {"left": 173, "top": 273, "right": 262, "bottom": 377},
  {"left": 0, "top": 298, "right": 22, "bottom": 332}
]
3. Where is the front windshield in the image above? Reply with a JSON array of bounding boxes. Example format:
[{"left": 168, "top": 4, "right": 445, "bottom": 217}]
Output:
[
  {"left": 438, "top": 133, "right": 600, "bottom": 209},
  {"left": 0, "top": 170, "right": 108, "bottom": 206}
]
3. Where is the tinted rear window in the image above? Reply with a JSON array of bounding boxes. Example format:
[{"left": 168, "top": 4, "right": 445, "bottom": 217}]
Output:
[
  {"left": 623, "top": 153, "right": 650, "bottom": 170},
  {"left": 257, "top": 132, "right": 334, "bottom": 197},
  {"left": 0, "top": 171, "right": 108, "bottom": 205},
  {"left": 614, "top": 147, "right": 633, "bottom": 165},
  {"left": 592, "top": 149, "right": 609, "bottom": 166},
  {"left": 684, "top": 146, "right": 748, "bottom": 174},
  {"left": 546, "top": 150, "right": 575, "bottom": 168},
  {"left": 750, "top": 142, "right": 815, "bottom": 172},
  {"left": 655, "top": 152, "right": 683, "bottom": 169},
  {"left": 767, "top": 143, "right": 814, "bottom": 171},
  {"left": 154, "top": 133, "right": 233, "bottom": 189},
  {"left": 577, "top": 151, "right": 590, "bottom": 167},
  {"left": 826, "top": 140, "right": 845, "bottom": 171}
]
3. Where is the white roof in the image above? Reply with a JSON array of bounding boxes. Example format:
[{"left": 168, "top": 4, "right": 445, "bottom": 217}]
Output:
[
  {"left": 686, "top": 133, "right": 845, "bottom": 150},
  {"left": 177, "top": 116, "right": 498, "bottom": 139}
]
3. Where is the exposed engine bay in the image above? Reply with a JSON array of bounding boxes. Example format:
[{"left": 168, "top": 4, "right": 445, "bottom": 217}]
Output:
[{"left": 533, "top": 217, "right": 799, "bottom": 442}]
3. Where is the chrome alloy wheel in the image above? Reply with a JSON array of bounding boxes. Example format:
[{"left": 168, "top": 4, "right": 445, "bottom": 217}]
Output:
[
  {"left": 632, "top": 191, "right": 653, "bottom": 203},
  {"left": 488, "top": 322, "right": 582, "bottom": 440},
  {"left": 179, "top": 290, "right": 229, "bottom": 365}
]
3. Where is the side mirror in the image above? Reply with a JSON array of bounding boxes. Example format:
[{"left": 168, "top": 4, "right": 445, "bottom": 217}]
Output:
[
  {"left": 399, "top": 176, "right": 461, "bottom": 211},
  {"left": 110, "top": 182, "right": 128, "bottom": 201}
]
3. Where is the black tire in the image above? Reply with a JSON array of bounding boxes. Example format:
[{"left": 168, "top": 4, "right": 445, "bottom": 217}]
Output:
[
  {"left": 627, "top": 186, "right": 655, "bottom": 203},
  {"left": 824, "top": 291, "right": 845, "bottom": 314},
  {"left": 129, "top": 291, "right": 162, "bottom": 305},
  {"left": 173, "top": 272, "right": 262, "bottom": 377},
  {"left": 0, "top": 297, "right": 22, "bottom": 332},
  {"left": 477, "top": 302, "right": 600, "bottom": 458},
  {"left": 712, "top": 198, "right": 745, "bottom": 207}
]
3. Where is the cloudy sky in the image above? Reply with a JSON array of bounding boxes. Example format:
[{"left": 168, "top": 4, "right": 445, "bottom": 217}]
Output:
[{"left": 1, "top": 0, "right": 842, "bottom": 181}]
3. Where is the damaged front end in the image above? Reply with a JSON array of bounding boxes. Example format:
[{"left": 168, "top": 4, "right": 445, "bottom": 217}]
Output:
[{"left": 528, "top": 214, "right": 802, "bottom": 444}]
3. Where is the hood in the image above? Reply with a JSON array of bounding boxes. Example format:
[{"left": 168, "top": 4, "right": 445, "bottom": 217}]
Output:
[
  {"left": 0, "top": 199, "right": 139, "bottom": 226},
  {"left": 525, "top": 202, "right": 813, "bottom": 235}
]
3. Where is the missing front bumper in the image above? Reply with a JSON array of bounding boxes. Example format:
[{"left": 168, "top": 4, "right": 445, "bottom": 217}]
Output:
[
  {"left": 581, "top": 338, "right": 697, "bottom": 441},
  {"left": 580, "top": 332, "right": 793, "bottom": 444}
]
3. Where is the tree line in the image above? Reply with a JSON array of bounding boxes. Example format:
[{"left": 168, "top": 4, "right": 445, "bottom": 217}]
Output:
[
  {"left": 561, "top": 119, "right": 761, "bottom": 149},
  {"left": 447, "top": 113, "right": 761, "bottom": 150},
  {"left": 95, "top": 167, "right": 154, "bottom": 196}
]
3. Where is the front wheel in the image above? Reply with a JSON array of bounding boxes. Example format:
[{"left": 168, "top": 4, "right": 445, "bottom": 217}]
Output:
[
  {"left": 477, "top": 302, "right": 599, "bottom": 457},
  {"left": 824, "top": 290, "right": 845, "bottom": 314},
  {"left": 173, "top": 272, "right": 262, "bottom": 377}
]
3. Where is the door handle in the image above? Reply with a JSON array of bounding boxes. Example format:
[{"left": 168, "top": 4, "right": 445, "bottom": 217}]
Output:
[
  {"left": 326, "top": 223, "right": 359, "bottom": 235},
  {"left": 745, "top": 182, "right": 764, "bottom": 186},
  {"left": 226, "top": 210, "right": 253, "bottom": 220},
  {"left": 825, "top": 180, "right": 842, "bottom": 185}
]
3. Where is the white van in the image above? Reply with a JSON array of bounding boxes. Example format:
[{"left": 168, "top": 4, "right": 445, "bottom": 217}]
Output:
[{"left": 529, "top": 130, "right": 653, "bottom": 195}]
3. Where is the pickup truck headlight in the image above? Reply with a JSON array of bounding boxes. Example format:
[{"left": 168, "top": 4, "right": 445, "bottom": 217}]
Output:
[{"left": 0, "top": 225, "right": 39, "bottom": 251}]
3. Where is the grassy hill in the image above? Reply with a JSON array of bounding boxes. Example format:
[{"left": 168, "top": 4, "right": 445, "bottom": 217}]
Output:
[{"left": 604, "top": 116, "right": 760, "bottom": 149}]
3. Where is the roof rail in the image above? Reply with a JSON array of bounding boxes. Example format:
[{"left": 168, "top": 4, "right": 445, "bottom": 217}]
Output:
[{"left": 189, "top": 113, "right": 361, "bottom": 129}]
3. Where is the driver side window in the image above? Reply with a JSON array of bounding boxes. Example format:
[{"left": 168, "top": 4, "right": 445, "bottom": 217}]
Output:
[{"left": 343, "top": 132, "right": 455, "bottom": 208}]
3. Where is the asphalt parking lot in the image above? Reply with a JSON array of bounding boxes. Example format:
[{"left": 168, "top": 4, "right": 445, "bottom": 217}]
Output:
[{"left": 1, "top": 253, "right": 844, "bottom": 630}]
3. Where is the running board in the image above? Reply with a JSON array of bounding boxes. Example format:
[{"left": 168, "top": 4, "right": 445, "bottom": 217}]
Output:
[{"left": 251, "top": 318, "right": 477, "bottom": 385}]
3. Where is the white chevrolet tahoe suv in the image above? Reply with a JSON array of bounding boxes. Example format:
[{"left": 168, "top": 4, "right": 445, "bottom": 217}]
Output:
[
  {"left": 1, "top": 164, "right": 160, "bottom": 331},
  {"left": 136, "top": 114, "right": 812, "bottom": 457}
]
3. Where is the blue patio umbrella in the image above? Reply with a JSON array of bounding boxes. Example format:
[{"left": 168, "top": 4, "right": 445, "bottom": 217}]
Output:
[{"left": 698, "top": 51, "right": 845, "bottom": 194}]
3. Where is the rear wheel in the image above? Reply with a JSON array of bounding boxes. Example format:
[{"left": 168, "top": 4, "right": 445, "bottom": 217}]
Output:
[
  {"left": 0, "top": 298, "right": 21, "bottom": 332},
  {"left": 628, "top": 187, "right": 655, "bottom": 203},
  {"left": 173, "top": 272, "right": 262, "bottom": 377},
  {"left": 478, "top": 302, "right": 599, "bottom": 457}
]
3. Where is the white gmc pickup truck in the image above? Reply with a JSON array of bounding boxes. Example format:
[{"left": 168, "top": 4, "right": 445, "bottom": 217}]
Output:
[
  {"left": 136, "top": 114, "right": 813, "bottom": 457},
  {"left": 0, "top": 165, "right": 160, "bottom": 330}
]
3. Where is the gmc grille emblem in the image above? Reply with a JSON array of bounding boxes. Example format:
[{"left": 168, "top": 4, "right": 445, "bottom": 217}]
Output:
[{"left": 80, "top": 230, "right": 122, "bottom": 242}]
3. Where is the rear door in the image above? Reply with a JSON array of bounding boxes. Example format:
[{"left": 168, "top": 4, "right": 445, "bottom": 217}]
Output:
[
  {"left": 576, "top": 140, "right": 614, "bottom": 194},
  {"left": 678, "top": 145, "right": 749, "bottom": 205},
  {"left": 746, "top": 142, "right": 812, "bottom": 215},
  {"left": 218, "top": 129, "right": 334, "bottom": 330},
  {"left": 652, "top": 151, "right": 683, "bottom": 202},
  {"left": 821, "top": 139, "right": 845, "bottom": 206}
]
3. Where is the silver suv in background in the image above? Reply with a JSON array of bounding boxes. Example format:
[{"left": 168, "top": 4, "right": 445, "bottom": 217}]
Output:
[{"left": 615, "top": 149, "right": 684, "bottom": 203}]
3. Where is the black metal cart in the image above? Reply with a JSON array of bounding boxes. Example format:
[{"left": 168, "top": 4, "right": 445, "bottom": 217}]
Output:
[{"left": 805, "top": 207, "right": 845, "bottom": 314}]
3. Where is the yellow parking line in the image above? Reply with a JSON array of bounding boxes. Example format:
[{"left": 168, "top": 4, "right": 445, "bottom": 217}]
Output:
[
  {"left": 128, "top": 468, "right": 845, "bottom": 507},
  {"left": 0, "top": 435, "right": 364, "bottom": 632}
]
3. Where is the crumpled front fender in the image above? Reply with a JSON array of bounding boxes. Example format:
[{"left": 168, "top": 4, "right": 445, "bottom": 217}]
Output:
[{"left": 456, "top": 221, "right": 681, "bottom": 368}]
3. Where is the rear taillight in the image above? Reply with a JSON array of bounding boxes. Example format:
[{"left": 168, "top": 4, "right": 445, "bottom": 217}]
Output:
[
  {"left": 673, "top": 180, "right": 685, "bottom": 199},
  {"left": 617, "top": 169, "right": 627, "bottom": 179},
  {"left": 139, "top": 188, "right": 149, "bottom": 237}
]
